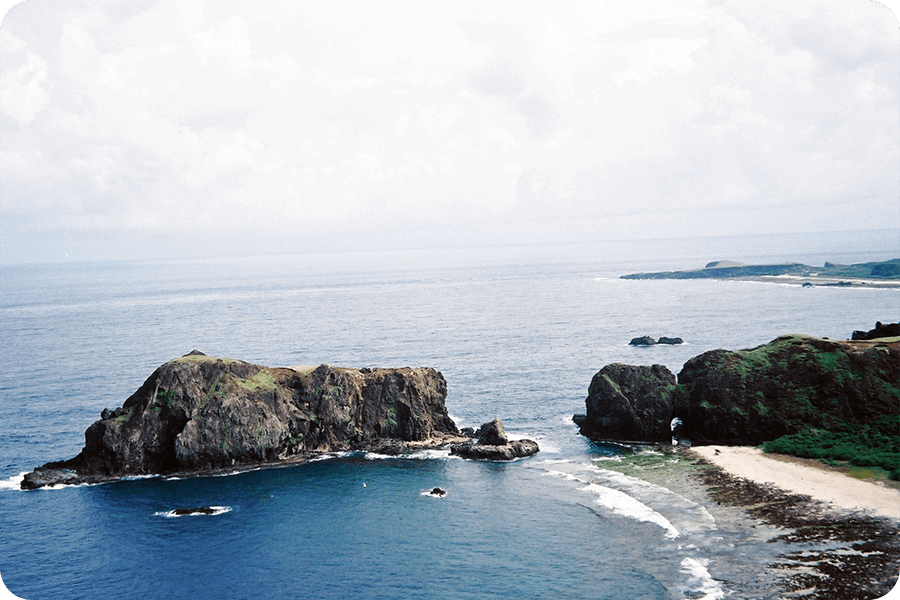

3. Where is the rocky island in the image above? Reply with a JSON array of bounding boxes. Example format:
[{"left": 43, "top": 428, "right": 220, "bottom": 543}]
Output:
[
  {"left": 22, "top": 352, "right": 470, "bottom": 489},
  {"left": 576, "top": 328, "right": 900, "bottom": 447},
  {"left": 450, "top": 418, "right": 540, "bottom": 460}
]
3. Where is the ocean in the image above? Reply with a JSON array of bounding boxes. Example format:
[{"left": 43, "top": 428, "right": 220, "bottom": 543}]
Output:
[{"left": 1, "top": 230, "right": 897, "bottom": 600}]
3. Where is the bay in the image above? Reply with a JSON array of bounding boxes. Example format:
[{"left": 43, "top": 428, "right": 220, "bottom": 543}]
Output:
[{"left": 1, "top": 231, "right": 897, "bottom": 599}]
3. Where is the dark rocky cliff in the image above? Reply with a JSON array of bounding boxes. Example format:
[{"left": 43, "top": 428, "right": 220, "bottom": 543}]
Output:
[
  {"left": 674, "top": 335, "right": 900, "bottom": 445},
  {"left": 576, "top": 335, "right": 900, "bottom": 446},
  {"left": 577, "top": 364, "right": 677, "bottom": 443},
  {"left": 23, "top": 353, "right": 462, "bottom": 488}
]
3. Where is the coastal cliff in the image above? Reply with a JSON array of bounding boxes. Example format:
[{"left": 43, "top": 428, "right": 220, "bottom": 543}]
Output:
[
  {"left": 577, "top": 334, "right": 900, "bottom": 447},
  {"left": 22, "top": 352, "right": 463, "bottom": 489},
  {"left": 674, "top": 335, "right": 899, "bottom": 445}
]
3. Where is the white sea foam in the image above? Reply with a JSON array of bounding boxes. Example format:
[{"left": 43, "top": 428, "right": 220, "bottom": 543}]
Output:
[
  {"left": 542, "top": 466, "right": 680, "bottom": 539},
  {"left": 581, "top": 483, "right": 680, "bottom": 539},
  {"left": 0, "top": 472, "right": 27, "bottom": 490},
  {"left": 363, "top": 449, "right": 453, "bottom": 460},
  {"left": 680, "top": 557, "right": 727, "bottom": 600},
  {"left": 155, "top": 505, "right": 231, "bottom": 518}
]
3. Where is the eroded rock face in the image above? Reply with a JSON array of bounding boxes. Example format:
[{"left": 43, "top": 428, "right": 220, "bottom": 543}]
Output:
[
  {"left": 576, "top": 335, "right": 899, "bottom": 447},
  {"left": 674, "top": 335, "right": 900, "bottom": 445},
  {"left": 449, "top": 419, "right": 539, "bottom": 460},
  {"left": 22, "top": 353, "right": 461, "bottom": 488},
  {"left": 474, "top": 418, "right": 508, "bottom": 446},
  {"left": 577, "top": 363, "right": 677, "bottom": 443}
]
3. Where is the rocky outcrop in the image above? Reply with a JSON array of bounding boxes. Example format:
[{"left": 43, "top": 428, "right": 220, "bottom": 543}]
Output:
[
  {"left": 173, "top": 507, "right": 218, "bottom": 515},
  {"left": 852, "top": 321, "right": 900, "bottom": 341},
  {"left": 450, "top": 418, "right": 539, "bottom": 460},
  {"left": 576, "top": 364, "right": 677, "bottom": 443},
  {"left": 576, "top": 335, "right": 899, "bottom": 446},
  {"left": 22, "top": 353, "right": 463, "bottom": 489},
  {"left": 629, "top": 336, "right": 683, "bottom": 346},
  {"left": 673, "top": 335, "right": 900, "bottom": 445}
]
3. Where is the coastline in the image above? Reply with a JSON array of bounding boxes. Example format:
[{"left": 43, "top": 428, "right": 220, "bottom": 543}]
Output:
[
  {"left": 599, "top": 446, "right": 900, "bottom": 599},
  {"left": 741, "top": 275, "right": 900, "bottom": 289},
  {"left": 692, "top": 446, "right": 900, "bottom": 519}
]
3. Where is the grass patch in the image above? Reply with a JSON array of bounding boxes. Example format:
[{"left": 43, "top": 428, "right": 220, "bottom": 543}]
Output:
[
  {"left": 762, "top": 416, "right": 900, "bottom": 480},
  {"left": 171, "top": 355, "right": 237, "bottom": 365},
  {"left": 114, "top": 407, "right": 133, "bottom": 422},
  {"left": 234, "top": 370, "right": 278, "bottom": 392}
]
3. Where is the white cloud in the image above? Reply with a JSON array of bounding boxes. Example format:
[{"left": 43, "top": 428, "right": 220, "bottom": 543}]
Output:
[
  {"left": 0, "top": 40, "right": 51, "bottom": 123},
  {"left": 0, "top": 0, "right": 897, "bottom": 263}
]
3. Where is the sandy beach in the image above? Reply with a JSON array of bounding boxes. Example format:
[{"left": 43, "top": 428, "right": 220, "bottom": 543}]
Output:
[
  {"left": 600, "top": 446, "right": 900, "bottom": 599},
  {"left": 692, "top": 446, "right": 900, "bottom": 519}
]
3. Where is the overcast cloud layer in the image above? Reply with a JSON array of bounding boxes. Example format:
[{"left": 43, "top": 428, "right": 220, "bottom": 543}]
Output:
[{"left": 1, "top": 0, "right": 898, "bottom": 263}]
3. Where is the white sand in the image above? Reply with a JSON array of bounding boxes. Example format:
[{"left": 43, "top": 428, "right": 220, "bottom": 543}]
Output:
[{"left": 692, "top": 446, "right": 900, "bottom": 520}]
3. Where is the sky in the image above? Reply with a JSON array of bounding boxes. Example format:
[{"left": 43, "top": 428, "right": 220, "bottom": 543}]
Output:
[{"left": 0, "top": 0, "right": 898, "bottom": 264}]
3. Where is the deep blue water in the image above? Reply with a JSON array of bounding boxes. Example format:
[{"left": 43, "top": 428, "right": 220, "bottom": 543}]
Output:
[{"left": 1, "top": 232, "right": 897, "bottom": 599}]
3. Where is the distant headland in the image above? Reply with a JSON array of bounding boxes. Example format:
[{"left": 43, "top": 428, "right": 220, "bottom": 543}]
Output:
[{"left": 621, "top": 258, "right": 900, "bottom": 287}]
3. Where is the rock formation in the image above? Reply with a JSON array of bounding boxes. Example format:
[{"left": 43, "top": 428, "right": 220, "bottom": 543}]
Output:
[
  {"left": 674, "top": 335, "right": 900, "bottom": 445},
  {"left": 22, "top": 352, "right": 464, "bottom": 489},
  {"left": 576, "top": 335, "right": 899, "bottom": 446},
  {"left": 851, "top": 321, "right": 900, "bottom": 341},
  {"left": 576, "top": 364, "right": 677, "bottom": 443},
  {"left": 450, "top": 418, "right": 539, "bottom": 460},
  {"left": 629, "top": 336, "right": 683, "bottom": 346},
  {"left": 173, "top": 507, "right": 218, "bottom": 516}
]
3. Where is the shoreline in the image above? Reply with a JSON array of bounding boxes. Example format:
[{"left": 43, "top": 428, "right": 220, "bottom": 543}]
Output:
[
  {"left": 600, "top": 446, "right": 900, "bottom": 599},
  {"left": 691, "top": 446, "right": 900, "bottom": 519},
  {"left": 741, "top": 275, "right": 900, "bottom": 289}
]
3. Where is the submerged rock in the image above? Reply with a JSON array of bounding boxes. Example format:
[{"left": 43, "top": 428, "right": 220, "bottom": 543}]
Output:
[{"left": 22, "top": 353, "right": 464, "bottom": 489}]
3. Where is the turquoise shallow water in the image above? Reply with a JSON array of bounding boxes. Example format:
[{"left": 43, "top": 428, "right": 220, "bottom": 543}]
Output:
[{"left": 1, "top": 233, "right": 897, "bottom": 599}]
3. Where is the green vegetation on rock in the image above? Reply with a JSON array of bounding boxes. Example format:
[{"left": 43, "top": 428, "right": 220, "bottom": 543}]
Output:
[
  {"left": 234, "top": 370, "right": 278, "bottom": 392},
  {"left": 762, "top": 416, "right": 900, "bottom": 480},
  {"left": 674, "top": 335, "right": 899, "bottom": 445}
]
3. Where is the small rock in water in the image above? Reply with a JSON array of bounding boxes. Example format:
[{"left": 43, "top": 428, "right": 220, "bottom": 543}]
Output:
[
  {"left": 173, "top": 506, "right": 217, "bottom": 516},
  {"left": 430, "top": 487, "right": 447, "bottom": 497}
]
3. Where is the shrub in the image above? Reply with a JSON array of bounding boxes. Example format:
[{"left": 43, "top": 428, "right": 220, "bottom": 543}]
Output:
[{"left": 762, "top": 416, "right": 900, "bottom": 480}]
